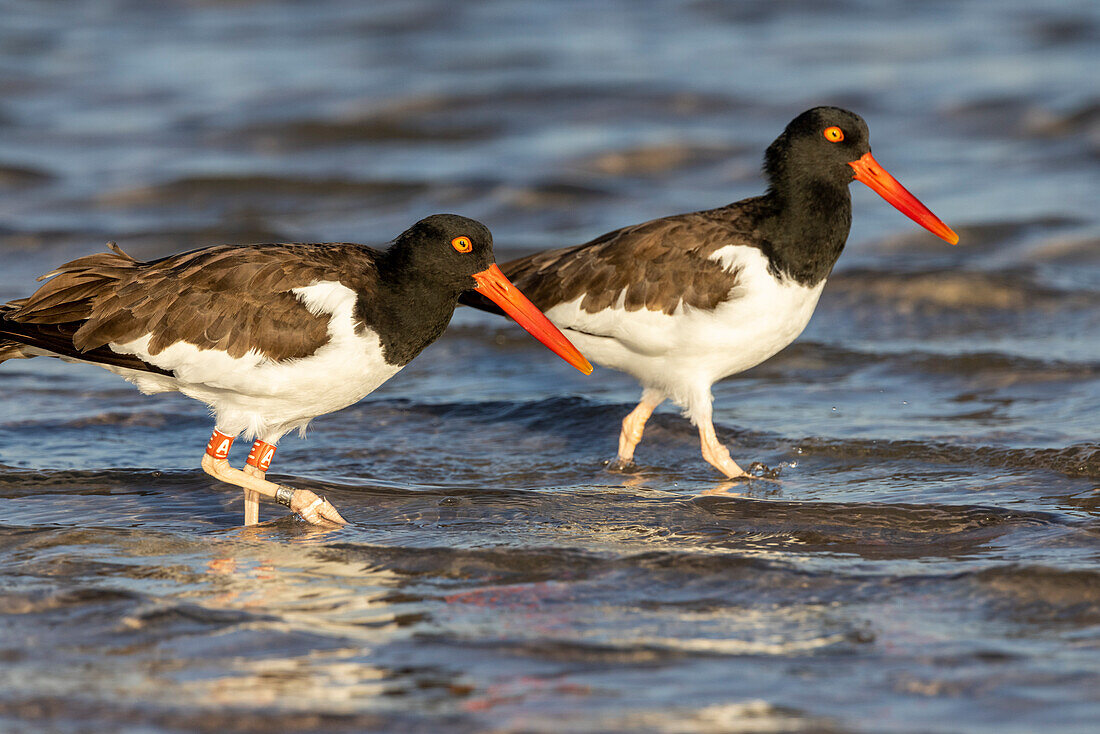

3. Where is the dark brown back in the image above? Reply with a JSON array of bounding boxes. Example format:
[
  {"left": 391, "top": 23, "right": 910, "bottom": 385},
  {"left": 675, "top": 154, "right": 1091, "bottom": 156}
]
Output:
[
  {"left": 469, "top": 201, "right": 765, "bottom": 317},
  {"left": 5, "top": 241, "right": 381, "bottom": 364}
]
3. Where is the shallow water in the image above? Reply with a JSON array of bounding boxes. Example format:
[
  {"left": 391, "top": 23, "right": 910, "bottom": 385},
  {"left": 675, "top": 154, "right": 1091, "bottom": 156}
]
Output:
[{"left": 0, "top": 1, "right": 1098, "bottom": 732}]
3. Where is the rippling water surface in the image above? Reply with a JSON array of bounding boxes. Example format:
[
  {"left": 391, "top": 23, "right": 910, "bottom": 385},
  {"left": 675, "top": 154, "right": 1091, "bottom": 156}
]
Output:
[{"left": 1, "top": 1, "right": 1098, "bottom": 732}]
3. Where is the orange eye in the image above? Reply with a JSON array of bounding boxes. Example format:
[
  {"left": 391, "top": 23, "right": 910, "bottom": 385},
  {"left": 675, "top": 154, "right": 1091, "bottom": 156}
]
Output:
[
  {"left": 823, "top": 126, "right": 844, "bottom": 143},
  {"left": 451, "top": 235, "right": 472, "bottom": 253}
]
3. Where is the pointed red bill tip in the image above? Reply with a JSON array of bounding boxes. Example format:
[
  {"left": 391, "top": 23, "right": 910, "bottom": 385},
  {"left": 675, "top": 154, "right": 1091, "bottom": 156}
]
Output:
[
  {"left": 472, "top": 264, "right": 593, "bottom": 375},
  {"left": 849, "top": 152, "right": 959, "bottom": 245}
]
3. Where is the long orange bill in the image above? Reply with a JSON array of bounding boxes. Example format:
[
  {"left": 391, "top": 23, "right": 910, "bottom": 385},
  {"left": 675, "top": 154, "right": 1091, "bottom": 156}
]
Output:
[
  {"left": 849, "top": 152, "right": 959, "bottom": 245},
  {"left": 472, "top": 263, "right": 593, "bottom": 375}
]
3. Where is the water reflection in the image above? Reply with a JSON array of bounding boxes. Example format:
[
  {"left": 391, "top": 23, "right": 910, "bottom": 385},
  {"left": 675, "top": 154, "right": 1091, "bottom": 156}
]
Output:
[{"left": 0, "top": 0, "right": 1097, "bottom": 730}]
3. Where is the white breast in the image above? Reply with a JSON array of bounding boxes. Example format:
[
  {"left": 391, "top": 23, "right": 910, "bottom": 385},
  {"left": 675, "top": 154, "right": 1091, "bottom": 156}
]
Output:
[{"left": 693, "top": 244, "right": 826, "bottom": 379}]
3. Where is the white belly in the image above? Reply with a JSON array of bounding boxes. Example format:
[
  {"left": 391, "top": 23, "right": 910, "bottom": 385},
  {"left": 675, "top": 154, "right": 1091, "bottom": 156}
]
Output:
[
  {"left": 545, "top": 246, "right": 826, "bottom": 408},
  {"left": 103, "top": 281, "right": 402, "bottom": 442}
]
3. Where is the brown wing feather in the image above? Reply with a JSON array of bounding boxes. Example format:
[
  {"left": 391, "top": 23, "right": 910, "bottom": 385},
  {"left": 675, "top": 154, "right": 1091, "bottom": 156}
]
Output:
[
  {"left": 489, "top": 201, "right": 762, "bottom": 316},
  {"left": 4, "top": 241, "right": 381, "bottom": 366}
]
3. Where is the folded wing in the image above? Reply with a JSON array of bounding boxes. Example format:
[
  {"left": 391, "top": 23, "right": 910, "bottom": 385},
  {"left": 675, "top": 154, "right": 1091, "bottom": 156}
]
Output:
[{"left": 1, "top": 241, "right": 381, "bottom": 373}]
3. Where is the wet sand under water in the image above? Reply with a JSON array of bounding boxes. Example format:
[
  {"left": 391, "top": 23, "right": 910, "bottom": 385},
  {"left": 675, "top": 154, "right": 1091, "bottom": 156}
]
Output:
[{"left": 1, "top": 0, "right": 1099, "bottom": 732}]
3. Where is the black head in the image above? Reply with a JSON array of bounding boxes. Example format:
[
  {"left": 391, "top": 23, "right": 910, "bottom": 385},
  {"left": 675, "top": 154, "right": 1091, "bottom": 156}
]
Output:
[
  {"left": 763, "top": 107, "right": 871, "bottom": 194},
  {"left": 385, "top": 213, "right": 495, "bottom": 294},
  {"left": 371, "top": 213, "right": 593, "bottom": 375},
  {"left": 762, "top": 106, "right": 959, "bottom": 246}
]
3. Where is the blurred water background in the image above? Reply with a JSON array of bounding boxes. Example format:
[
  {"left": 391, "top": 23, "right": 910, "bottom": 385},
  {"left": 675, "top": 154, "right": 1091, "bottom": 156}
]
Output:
[{"left": 0, "top": 1, "right": 1098, "bottom": 731}]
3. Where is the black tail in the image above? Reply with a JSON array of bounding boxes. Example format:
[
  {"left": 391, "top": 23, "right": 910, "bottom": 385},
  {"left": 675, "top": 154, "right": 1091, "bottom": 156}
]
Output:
[{"left": 0, "top": 308, "right": 169, "bottom": 375}]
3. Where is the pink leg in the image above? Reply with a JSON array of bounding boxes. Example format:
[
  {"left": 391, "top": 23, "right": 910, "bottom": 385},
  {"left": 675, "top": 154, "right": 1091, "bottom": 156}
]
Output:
[
  {"left": 241, "top": 439, "right": 277, "bottom": 526},
  {"left": 201, "top": 429, "right": 347, "bottom": 526},
  {"left": 239, "top": 471, "right": 261, "bottom": 526},
  {"left": 612, "top": 390, "right": 664, "bottom": 469},
  {"left": 684, "top": 391, "right": 755, "bottom": 480},
  {"left": 697, "top": 418, "right": 750, "bottom": 479}
]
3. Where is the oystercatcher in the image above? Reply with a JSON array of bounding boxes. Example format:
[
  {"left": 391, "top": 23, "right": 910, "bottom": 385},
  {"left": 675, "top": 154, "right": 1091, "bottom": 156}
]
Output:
[
  {"left": 461, "top": 107, "right": 958, "bottom": 479},
  {"left": 1, "top": 214, "right": 592, "bottom": 525}
]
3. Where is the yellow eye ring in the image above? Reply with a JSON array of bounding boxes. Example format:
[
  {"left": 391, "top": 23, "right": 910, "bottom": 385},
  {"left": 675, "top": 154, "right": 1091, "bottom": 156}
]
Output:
[
  {"left": 451, "top": 235, "right": 472, "bottom": 253},
  {"left": 823, "top": 126, "right": 844, "bottom": 143}
]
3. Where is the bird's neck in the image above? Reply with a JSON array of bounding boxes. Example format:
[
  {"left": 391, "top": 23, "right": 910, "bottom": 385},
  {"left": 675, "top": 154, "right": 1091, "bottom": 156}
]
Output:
[
  {"left": 752, "top": 177, "right": 852, "bottom": 286},
  {"left": 355, "top": 258, "right": 460, "bottom": 367}
]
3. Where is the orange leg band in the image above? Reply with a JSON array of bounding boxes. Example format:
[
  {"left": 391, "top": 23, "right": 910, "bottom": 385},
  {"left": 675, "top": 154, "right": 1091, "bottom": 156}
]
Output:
[
  {"left": 246, "top": 440, "right": 277, "bottom": 472},
  {"left": 205, "top": 429, "right": 235, "bottom": 460}
]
